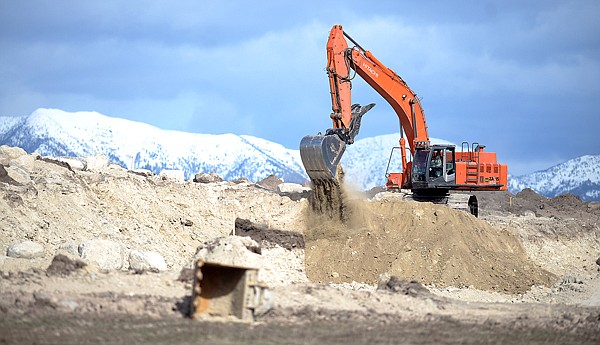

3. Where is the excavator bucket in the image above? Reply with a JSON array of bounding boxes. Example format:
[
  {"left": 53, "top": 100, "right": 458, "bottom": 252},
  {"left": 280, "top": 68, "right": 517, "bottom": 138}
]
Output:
[
  {"left": 300, "top": 104, "right": 374, "bottom": 186},
  {"left": 300, "top": 134, "right": 346, "bottom": 184}
]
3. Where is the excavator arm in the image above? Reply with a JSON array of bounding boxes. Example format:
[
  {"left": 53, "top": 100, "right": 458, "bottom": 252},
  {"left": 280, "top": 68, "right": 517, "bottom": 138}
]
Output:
[
  {"left": 347, "top": 42, "right": 430, "bottom": 149},
  {"left": 301, "top": 24, "right": 428, "bottom": 186}
]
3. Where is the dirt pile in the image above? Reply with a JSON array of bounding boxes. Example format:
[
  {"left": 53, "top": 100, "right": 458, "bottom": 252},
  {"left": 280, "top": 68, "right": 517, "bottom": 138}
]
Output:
[
  {"left": 46, "top": 254, "right": 87, "bottom": 276},
  {"left": 2, "top": 146, "right": 600, "bottom": 343},
  {"left": 475, "top": 188, "right": 600, "bottom": 281},
  {"left": 476, "top": 189, "right": 600, "bottom": 220},
  {"left": 0, "top": 151, "right": 307, "bottom": 274},
  {"left": 304, "top": 196, "right": 556, "bottom": 293}
]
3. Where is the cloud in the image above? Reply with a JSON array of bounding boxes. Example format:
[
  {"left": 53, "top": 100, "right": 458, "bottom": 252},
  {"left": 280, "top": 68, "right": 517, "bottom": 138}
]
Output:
[{"left": 0, "top": 1, "right": 598, "bottom": 175}]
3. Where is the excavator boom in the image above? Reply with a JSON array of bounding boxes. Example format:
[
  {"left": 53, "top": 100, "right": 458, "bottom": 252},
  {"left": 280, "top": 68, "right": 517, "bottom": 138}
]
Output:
[{"left": 301, "top": 25, "right": 429, "bottom": 187}]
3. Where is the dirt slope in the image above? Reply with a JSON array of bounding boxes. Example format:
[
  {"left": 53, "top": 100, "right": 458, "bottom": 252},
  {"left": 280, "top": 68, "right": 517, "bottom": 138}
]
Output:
[
  {"left": 0, "top": 153, "right": 306, "bottom": 272},
  {"left": 1, "top": 147, "right": 600, "bottom": 344},
  {"left": 304, "top": 195, "right": 556, "bottom": 293}
]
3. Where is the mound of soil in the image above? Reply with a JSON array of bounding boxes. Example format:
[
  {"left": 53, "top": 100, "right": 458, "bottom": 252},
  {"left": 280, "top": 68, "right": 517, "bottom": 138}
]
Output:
[
  {"left": 235, "top": 218, "right": 305, "bottom": 250},
  {"left": 304, "top": 197, "right": 556, "bottom": 293},
  {"left": 475, "top": 189, "right": 600, "bottom": 221},
  {"left": 256, "top": 174, "right": 283, "bottom": 190},
  {"left": 0, "top": 153, "right": 307, "bottom": 273},
  {"left": 46, "top": 254, "right": 87, "bottom": 276}
]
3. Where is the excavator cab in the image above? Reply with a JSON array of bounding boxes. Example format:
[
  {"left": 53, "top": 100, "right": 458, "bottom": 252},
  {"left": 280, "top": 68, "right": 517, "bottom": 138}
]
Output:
[{"left": 411, "top": 145, "right": 457, "bottom": 191}]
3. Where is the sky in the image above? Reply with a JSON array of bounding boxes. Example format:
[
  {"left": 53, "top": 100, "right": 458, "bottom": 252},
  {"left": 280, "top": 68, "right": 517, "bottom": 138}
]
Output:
[{"left": 1, "top": 0, "right": 599, "bottom": 175}]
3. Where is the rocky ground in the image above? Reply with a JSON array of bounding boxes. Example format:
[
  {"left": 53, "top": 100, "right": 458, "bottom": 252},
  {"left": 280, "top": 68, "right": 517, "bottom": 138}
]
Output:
[{"left": 1, "top": 145, "right": 599, "bottom": 344}]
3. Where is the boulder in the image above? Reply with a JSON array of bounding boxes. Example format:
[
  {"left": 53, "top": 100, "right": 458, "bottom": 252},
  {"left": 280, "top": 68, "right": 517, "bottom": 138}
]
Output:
[
  {"left": 193, "top": 173, "right": 223, "bottom": 183},
  {"left": 10, "top": 153, "right": 36, "bottom": 171},
  {"left": 232, "top": 177, "right": 251, "bottom": 184},
  {"left": 196, "top": 236, "right": 261, "bottom": 269},
  {"left": 128, "top": 250, "right": 168, "bottom": 273},
  {"left": 5, "top": 165, "right": 32, "bottom": 185},
  {"left": 78, "top": 239, "right": 124, "bottom": 270},
  {"left": 0, "top": 145, "right": 27, "bottom": 161},
  {"left": 130, "top": 169, "right": 154, "bottom": 177},
  {"left": 7, "top": 241, "right": 45, "bottom": 259},
  {"left": 84, "top": 154, "right": 110, "bottom": 171},
  {"left": 159, "top": 169, "right": 185, "bottom": 182},
  {"left": 54, "top": 157, "right": 86, "bottom": 171},
  {"left": 257, "top": 174, "right": 283, "bottom": 190},
  {"left": 277, "top": 182, "right": 310, "bottom": 194}
]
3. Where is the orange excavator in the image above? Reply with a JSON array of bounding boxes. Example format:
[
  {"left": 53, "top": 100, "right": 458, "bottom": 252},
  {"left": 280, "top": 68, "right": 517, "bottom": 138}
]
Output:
[{"left": 300, "top": 25, "right": 508, "bottom": 216}]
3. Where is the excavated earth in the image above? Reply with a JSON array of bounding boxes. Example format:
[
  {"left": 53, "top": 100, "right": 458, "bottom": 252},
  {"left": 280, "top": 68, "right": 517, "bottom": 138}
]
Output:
[
  {"left": 1, "top": 146, "right": 600, "bottom": 344},
  {"left": 304, "top": 195, "right": 556, "bottom": 293}
]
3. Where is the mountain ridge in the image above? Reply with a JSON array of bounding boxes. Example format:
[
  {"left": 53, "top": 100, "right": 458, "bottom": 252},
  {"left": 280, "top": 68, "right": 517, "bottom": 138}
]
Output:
[
  {"left": 1, "top": 108, "right": 598, "bottom": 201},
  {"left": 0, "top": 108, "right": 308, "bottom": 183},
  {"left": 508, "top": 154, "right": 600, "bottom": 201}
]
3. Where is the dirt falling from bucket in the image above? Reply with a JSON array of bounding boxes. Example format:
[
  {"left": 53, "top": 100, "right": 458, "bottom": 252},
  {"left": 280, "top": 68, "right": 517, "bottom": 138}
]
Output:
[
  {"left": 309, "top": 181, "right": 346, "bottom": 221},
  {"left": 308, "top": 166, "right": 349, "bottom": 222}
]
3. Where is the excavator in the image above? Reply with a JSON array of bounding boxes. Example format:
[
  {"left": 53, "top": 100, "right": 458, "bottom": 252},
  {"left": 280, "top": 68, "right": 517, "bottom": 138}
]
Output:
[{"left": 300, "top": 25, "right": 508, "bottom": 217}]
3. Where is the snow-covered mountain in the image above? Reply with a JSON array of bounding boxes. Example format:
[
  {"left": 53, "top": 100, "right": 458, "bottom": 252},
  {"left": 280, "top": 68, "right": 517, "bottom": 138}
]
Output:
[
  {"left": 0, "top": 108, "right": 307, "bottom": 183},
  {"left": 508, "top": 155, "right": 600, "bottom": 201},
  {"left": 0, "top": 108, "right": 452, "bottom": 188},
  {"left": 1, "top": 108, "right": 599, "bottom": 201}
]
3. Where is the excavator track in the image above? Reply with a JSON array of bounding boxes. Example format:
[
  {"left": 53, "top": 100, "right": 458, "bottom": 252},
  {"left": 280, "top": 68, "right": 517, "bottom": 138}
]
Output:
[{"left": 374, "top": 190, "right": 478, "bottom": 217}]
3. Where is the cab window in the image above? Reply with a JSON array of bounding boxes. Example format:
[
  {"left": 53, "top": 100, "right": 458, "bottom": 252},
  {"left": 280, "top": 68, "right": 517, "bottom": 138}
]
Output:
[{"left": 429, "top": 149, "right": 443, "bottom": 178}]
